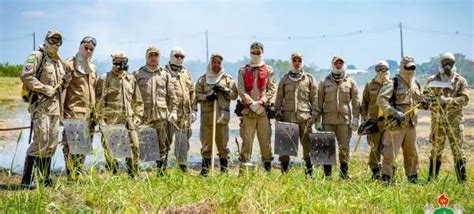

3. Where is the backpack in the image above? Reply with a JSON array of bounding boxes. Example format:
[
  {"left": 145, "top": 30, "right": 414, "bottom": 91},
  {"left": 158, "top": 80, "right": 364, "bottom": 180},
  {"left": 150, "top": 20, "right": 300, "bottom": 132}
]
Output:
[
  {"left": 21, "top": 49, "right": 46, "bottom": 103},
  {"left": 389, "top": 76, "right": 421, "bottom": 108}
]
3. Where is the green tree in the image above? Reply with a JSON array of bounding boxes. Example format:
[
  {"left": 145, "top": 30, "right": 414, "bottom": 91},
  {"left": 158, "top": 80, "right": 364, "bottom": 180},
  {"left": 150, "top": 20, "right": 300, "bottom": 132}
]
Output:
[{"left": 0, "top": 63, "right": 22, "bottom": 77}]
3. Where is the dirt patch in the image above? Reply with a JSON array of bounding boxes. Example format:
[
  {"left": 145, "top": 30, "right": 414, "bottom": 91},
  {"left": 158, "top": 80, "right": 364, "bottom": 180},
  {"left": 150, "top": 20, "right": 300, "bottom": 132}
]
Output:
[{"left": 160, "top": 199, "right": 217, "bottom": 214}]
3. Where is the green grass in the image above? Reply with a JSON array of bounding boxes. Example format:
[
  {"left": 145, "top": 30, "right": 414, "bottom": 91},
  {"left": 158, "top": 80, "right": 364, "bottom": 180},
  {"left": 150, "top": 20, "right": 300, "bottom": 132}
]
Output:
[
  {"left": 0, "top": 156, "right": 472, "bottom": 213},
  {"left": 0, "top": 77, "right": 22, "bottom": 102}
]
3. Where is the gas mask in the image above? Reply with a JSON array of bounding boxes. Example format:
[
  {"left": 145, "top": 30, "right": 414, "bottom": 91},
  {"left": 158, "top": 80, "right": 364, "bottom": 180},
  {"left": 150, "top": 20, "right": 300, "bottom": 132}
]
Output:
[
  {"left": 441, "top": 61, "right": 456, "bottom": 76},
  {"left": 114, "top": 61, "right": 129, "bottom": 71}
]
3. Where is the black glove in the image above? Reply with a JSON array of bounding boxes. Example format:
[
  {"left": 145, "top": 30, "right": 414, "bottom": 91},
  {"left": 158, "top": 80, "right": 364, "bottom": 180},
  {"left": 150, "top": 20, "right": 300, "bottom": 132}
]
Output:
[
  {"left": 275, "top": 111, "right": 283, "bottom": 121},
  {"left": 235, "top": 99, "right": 243, "bottom": 116},
  {"left": 421, "top": 95, "right": 432, "bottom": 109},
  {"left": 206, "top": 92, "right": 217, "bottom": 101},
  {"left": 266, "top": 104, "right": 276, "bottom": 119}
]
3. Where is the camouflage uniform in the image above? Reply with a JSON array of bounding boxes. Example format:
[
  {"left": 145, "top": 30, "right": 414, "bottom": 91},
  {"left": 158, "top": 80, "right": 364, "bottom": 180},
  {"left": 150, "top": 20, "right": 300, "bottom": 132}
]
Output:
[
  {"left": 96, "top": 52, "right": 144, "bottom": 176},
  {"left": 133, "top": 47, "right": 178, "bottom": 175},
  {"left": 360, "top": 60, "right": 390, "bottom": 179},
  {"left": 377, "top": 56, "right": 424, "bottom": 183},
  {"left": 425, "top": 53, "right": 469, "bottom": 182},
  {"left": 275, "top": 53, "right": 318, "bottom": 175},
  {"left": 20, "top": 30, "right": 65, "bottom": 187},
  {"left": 163, "top": 47, "right": 195, "bottom": 171}
]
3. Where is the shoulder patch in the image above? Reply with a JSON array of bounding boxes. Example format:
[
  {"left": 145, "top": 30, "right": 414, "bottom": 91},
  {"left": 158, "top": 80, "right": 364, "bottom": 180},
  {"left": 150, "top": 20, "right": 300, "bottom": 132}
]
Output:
[{"left": 25, "top": 55, "right": 36, "bottom": 64}]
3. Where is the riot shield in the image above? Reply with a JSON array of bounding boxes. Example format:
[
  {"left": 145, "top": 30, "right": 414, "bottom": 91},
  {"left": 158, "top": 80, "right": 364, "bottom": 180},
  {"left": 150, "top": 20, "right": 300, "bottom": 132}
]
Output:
[
  {"left": 274, "top": 121, "right": 299, "bottom": 156},
  {"left": 137, "top": 126, "right": 160, "bottom": 162},
  {"left": 309, "top": 131, "right": 337, "bottom": 165},
  {"left": 63, "top": 119, "right": 93, "bottom": 155},
  {"left": 101, "top": 124, "right": 132, "bottom": 158},
  {"left": 174, "top": 128, "right": 189, "bottom": 164}
]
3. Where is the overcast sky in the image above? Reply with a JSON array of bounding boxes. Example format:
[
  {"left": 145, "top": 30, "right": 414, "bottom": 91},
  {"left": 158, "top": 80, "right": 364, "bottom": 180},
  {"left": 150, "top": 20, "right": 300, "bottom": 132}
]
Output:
[{"left": 0, "top": 0, "right": 472, "bottom": 69}]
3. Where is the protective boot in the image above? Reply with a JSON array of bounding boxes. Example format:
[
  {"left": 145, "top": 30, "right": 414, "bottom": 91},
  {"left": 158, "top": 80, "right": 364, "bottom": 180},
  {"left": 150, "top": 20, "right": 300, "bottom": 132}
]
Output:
[
  {"left": 179, "top": 164, "right": 188, "bottom": 172},
  {"left": 263, "top": 162, "right": 272, "bottom": 172},
  {"left": 305, "top": 160, "right": 313, "bottom": 177},
  {"left": 371, "top": 165, "right": 382, "bottom": 180},
  {"left": 280, "top": 161, "right": 289, "bottom": 174},
  {"left": 65, "top": 154, "right": 85, "bottom": 180},
  {"left": 36, "top": 157, "right": 53, "bottom": 187},
  {"left": 73, "top": 154, "right": 85, "bottom": 175},
  {"left": 427, "top": 159, "right": 441, "bottom": 182},
  {"left": 20, "top": 155, "right": 36, "bottom": 188},
  {"left": 126, "top": 158, "right": 138, "bottom": 178},
  {"left": 156, "top": 160, "right": 165, "bottom": 177},
  {"left": 63, "top": 148, "right": 73, "bottom": 180},
  {"left": 220, "top": 158, "right": 228, "bottom": 173},
  {"left": 454, "top": 159, "right": 467, "bottom": 183},
  {"left": 323, "top": 165, "right": 332, "bottom": 177},
  {"left": 200, "top": 158, "right": 211, "bottom": 176},
  {"left": 382, "top": 174, "right": 391, "bottom": 183},
  {"left": 105, "top": 157, "right": 118, "bottom": 175},
  {"left": 340, "top": 163, "right": 351, "bottom": 180},
  {"left": 407, "top": 174, "right": 418, "bottom": 184}
]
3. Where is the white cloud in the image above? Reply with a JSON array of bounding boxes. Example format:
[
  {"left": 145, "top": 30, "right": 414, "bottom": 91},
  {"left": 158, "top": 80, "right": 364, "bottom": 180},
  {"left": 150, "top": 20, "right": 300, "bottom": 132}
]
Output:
[{"left": 20, "top": 10, "right": 45, "bottom": 18}]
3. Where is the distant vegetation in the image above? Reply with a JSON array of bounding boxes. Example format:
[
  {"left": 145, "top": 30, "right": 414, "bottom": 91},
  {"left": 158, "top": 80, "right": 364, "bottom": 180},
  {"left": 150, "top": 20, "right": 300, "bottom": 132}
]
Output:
[
  {"left": 0, "top": 63, "right": 22, "bottom": 77},
  {"left": 2, "top": 53, "right": 473, "bottom": 85}
]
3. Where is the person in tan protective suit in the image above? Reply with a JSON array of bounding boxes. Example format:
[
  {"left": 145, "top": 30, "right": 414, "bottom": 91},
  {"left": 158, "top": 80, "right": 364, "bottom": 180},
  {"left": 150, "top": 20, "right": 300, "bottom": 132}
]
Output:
[
  {"left": 377, "top": 56, "right": 430, "bottom": 183},
  {"left": 237, "top": 42, "right": 277, "bottom": 171},
  {"left": 274, "top": 53, "right": 318, "bottom": 176},
  {"left": 133, "top": 46, "right": 178, "bottom": 176},
  {"left": 315, "top": 55, "right": 359, "bottom": 179},
  {"left": 20, "top": 30, "right": 67, "bottom": 188},
  {"left": 96, "top": 52, "right": 144, "bottom": 177},
  {"left": 162, "top": 47, "right": 195, "bottom": 172},
  {"left": 194, "top": 53, "right": 238, "bottom": 176},
  {"left": 425, "top": 52, "right": 469, "bottom": 183},
  {"left": 62, "top": 36, "right": 98, "bottom": 180},
  {"left": 360, "top": 60, "right": 391, "bottom": 180}
]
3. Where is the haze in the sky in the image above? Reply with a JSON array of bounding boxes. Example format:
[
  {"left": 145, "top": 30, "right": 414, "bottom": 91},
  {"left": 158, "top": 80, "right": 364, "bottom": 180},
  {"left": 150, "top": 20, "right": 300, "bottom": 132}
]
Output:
[{"left": 0, "top": 0, "right": 473, "bottom": 69}]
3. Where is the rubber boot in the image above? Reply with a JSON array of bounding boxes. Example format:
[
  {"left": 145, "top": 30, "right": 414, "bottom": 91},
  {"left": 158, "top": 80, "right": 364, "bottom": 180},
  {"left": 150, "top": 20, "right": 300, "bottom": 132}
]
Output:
[
  {"left": 63, "top": 148, "right": 73, "bottom": 180},
  {"left": 427, "top": 159, "right": 441, "bottom": 182},
  {"left": 305, "top": 160, "right": 313, "bottom": 177},
  {"left": 20, "top": 155, "right": 36, "bottom": 188},
  {"left": 263, "top": 162, "right": 271, "bottom": 172},
  {"left": 156, "top": 160, "right": 165, "bottom": 177},
  {"left": 200, "top": 158, "right": 211, "bottom": 176},
  {"left": 280, "top": 161, "right": 289, "bottom": 174},
  {"left": 455, "top": 159, "right": 467, "bottom": 183},
  {"left": 323, "top": 165, "right": 332, "bottom": 177},
  {"left": 126, "top": 158, "right": 138, "bottom": 178},
  {"left": 382, "top": 174, "right": 391, "bottom": 183},
  {"left": 371, "top": 165, "right": 382, "bottom": 180},
  {"left": 340, "top": 163, "right": 351, "bottom": 180},
  {"left": 37, "top": 157, "right": 53, "bottom": 187},
  {"left": 220, "top": 158, "right": 228, "bottom": 173},
  {"left": 407, "top": 174, "right": 418, "bottom": 184},
  {"left": 73, "top": 154, "right": 85, "bottom": 176},
  {"left": 179, "top": 164, "right": 188, "bottom": 172}
]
